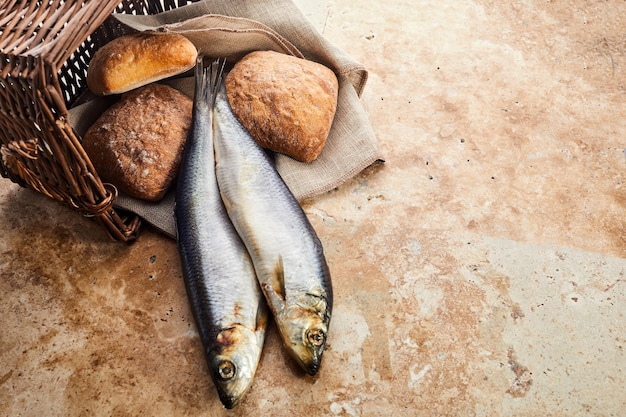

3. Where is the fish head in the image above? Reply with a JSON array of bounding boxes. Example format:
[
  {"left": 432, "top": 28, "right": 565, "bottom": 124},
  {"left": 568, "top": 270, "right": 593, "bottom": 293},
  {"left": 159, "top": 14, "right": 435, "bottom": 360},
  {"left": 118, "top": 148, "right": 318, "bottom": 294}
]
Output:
[
  {"left": 207, "top": 326, "right": 263, "bottom": 409},
  {"left": 276, "top": 290, "right": 331, "bottom": 376}
]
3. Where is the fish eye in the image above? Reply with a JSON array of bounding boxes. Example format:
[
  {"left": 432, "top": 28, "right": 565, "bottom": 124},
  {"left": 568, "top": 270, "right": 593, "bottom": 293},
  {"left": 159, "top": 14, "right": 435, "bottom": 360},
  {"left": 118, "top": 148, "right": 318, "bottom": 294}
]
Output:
[
  {"left": 217, "top": 360, "right": 236, "bottom": 381},
  {"left": 306, "top": 328, "right": 325, "bottom": 347}
]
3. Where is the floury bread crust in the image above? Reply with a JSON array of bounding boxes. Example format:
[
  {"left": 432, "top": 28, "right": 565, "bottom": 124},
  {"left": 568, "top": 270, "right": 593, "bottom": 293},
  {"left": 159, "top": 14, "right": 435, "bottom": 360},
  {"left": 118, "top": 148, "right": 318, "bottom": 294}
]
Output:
[
  {"left": 87, "top": 31, "right": 198, "bottom": 95},
  {"left": 225, "top": 51, "right": 339, "bottom": 163},
  {"left": 83, "top": 84, "right": 192, "bottom": 201}
]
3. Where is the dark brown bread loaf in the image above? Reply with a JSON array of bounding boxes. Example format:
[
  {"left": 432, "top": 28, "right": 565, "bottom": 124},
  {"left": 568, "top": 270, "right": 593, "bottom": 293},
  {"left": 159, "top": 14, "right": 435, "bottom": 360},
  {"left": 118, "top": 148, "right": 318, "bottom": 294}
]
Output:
[{"left": 83, "top": 83, "right": 192, "bottom": 201}]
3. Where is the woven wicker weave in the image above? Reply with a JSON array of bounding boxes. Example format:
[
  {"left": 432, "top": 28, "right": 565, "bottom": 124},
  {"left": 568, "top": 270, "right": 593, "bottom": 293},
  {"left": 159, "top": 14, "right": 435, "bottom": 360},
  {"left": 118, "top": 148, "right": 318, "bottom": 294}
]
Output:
[{"left": 0, "top": 0, "right": 200, "bottom": 241}]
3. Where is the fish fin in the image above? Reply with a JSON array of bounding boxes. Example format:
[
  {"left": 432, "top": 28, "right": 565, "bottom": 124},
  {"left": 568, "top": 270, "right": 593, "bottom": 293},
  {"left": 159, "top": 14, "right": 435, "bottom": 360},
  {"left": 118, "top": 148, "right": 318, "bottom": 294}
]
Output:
[
  {"left": 271, "top": 256, "right": 287, "bottom": 301},
  {"left": 255, "top": 301, "right": 268, "bottom": 331},
  {"left": 262, "top": 256, "right": 287, "bottom": 311}
]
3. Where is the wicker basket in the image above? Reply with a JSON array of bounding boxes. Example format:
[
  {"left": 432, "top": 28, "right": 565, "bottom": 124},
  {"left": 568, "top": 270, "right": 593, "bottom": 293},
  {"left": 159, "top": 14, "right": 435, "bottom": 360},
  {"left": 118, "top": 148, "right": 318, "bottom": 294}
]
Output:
[{"left": 0, "top": 0, "right": 201, "bottom": 241}]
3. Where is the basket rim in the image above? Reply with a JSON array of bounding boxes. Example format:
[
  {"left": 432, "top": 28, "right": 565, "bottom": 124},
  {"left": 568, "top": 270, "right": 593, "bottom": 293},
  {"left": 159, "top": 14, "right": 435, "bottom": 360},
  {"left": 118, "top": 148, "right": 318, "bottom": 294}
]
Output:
[{"left": 0, "top": 0, "right": 121, "bottom": 72}]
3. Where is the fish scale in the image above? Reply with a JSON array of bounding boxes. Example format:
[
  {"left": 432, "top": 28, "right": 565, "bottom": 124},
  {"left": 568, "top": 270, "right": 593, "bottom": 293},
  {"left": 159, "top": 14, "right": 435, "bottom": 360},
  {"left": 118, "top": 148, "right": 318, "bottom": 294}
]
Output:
[
  {"left": 213, "top": 80, "right": 333, "bottom": 376},
  {"left": 175, "top": 59, "right": 267, "bottom": 409}
]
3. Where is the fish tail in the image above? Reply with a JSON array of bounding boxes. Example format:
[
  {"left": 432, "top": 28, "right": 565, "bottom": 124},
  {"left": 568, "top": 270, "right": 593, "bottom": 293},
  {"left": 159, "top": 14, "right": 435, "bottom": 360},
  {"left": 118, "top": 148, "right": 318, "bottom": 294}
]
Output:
[{"left": 195, "top": 57, "right": 226, "bottom": 109}]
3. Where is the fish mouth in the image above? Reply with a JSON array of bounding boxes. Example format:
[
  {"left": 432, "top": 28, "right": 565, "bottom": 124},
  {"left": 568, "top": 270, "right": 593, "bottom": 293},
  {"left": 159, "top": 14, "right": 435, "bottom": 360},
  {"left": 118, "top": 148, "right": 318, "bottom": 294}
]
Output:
[
  {"left": 283, "top": 331, "right": 326, "bottom": 376},
  {"left": 304, "top": 358, "right": 321, "bottom": 376},
  {"left": 287, "top": 343, "right": 324, "bottom": 376},
  {"left": 217, "top": 390, "right": 243, "bottom": 410}
]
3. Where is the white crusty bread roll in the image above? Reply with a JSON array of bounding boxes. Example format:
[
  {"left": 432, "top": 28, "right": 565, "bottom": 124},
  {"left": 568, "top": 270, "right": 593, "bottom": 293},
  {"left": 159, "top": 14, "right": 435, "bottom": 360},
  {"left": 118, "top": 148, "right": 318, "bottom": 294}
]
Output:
[
  {"left": 225, "top": 50, "right": 339, "bottom": 163},
  {"left": 87, "top": 31, "right": 197, "bottom": 95}
]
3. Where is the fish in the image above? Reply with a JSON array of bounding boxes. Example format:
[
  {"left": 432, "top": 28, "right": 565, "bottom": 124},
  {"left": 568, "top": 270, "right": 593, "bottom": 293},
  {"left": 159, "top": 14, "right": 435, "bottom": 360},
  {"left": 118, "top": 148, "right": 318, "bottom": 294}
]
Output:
[
  {"left": 212, "top": 80, "right": 333, "bottom": 376},
  {"left": 175, "top": 58, "right": 268, "bottom": 409}
]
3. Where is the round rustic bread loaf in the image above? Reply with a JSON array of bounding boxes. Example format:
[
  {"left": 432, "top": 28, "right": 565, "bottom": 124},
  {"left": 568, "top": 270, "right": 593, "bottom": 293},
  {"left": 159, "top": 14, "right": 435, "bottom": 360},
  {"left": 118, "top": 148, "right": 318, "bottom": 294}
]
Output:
[
  {"left": 225, "top": 50, "right": 339, "bottom": 163},
  {"left": 87, "top": 31, "right": 198, "bottom": 96},
  {"left": 83, "top": 83, "right": 192, "bottom": 201}
]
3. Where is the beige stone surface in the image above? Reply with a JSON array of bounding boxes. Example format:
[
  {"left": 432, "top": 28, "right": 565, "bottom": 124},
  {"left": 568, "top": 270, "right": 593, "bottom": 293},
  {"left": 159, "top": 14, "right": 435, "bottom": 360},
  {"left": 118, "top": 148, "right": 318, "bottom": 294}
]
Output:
[{"left": 1, "top": 1, "right": 626, "bottom": 416}]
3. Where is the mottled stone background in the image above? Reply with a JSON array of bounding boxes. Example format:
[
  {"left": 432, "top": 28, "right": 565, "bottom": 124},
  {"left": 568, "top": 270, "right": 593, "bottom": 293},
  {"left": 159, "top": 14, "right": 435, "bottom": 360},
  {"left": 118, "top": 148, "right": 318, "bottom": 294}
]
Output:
[{"left": 1, "top": 1, "right": 625, "bottom": 416}]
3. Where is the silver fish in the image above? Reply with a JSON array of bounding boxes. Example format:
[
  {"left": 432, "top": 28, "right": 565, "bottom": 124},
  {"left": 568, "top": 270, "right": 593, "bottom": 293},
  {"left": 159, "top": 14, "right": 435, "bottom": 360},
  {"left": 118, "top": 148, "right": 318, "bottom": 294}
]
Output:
[
  {"left": 175, "top": 59, "right": 267, "bottom": 409},
  {"left": 213, "top": 81, "right": 333, "bottom": 376}
]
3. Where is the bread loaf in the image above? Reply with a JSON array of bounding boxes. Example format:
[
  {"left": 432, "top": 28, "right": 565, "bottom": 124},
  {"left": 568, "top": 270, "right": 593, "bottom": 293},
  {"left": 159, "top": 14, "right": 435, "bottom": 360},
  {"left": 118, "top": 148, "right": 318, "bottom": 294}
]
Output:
[
  {"left": 87, "top": 31, "right": 197, "bottom": 95},
  {"left": 225, "top": 50, "right": 339, "bottom": 163},
  {"left": 83, "top": 83, "right": 192, "bottom": 201}
]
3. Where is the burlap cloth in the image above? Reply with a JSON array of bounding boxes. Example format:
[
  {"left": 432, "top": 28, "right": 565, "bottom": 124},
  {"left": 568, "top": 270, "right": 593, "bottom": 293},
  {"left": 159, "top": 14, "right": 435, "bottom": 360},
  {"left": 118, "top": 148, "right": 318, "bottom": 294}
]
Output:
[{"left": 70, "top": 0, "right": 383, "bottom": 238}]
